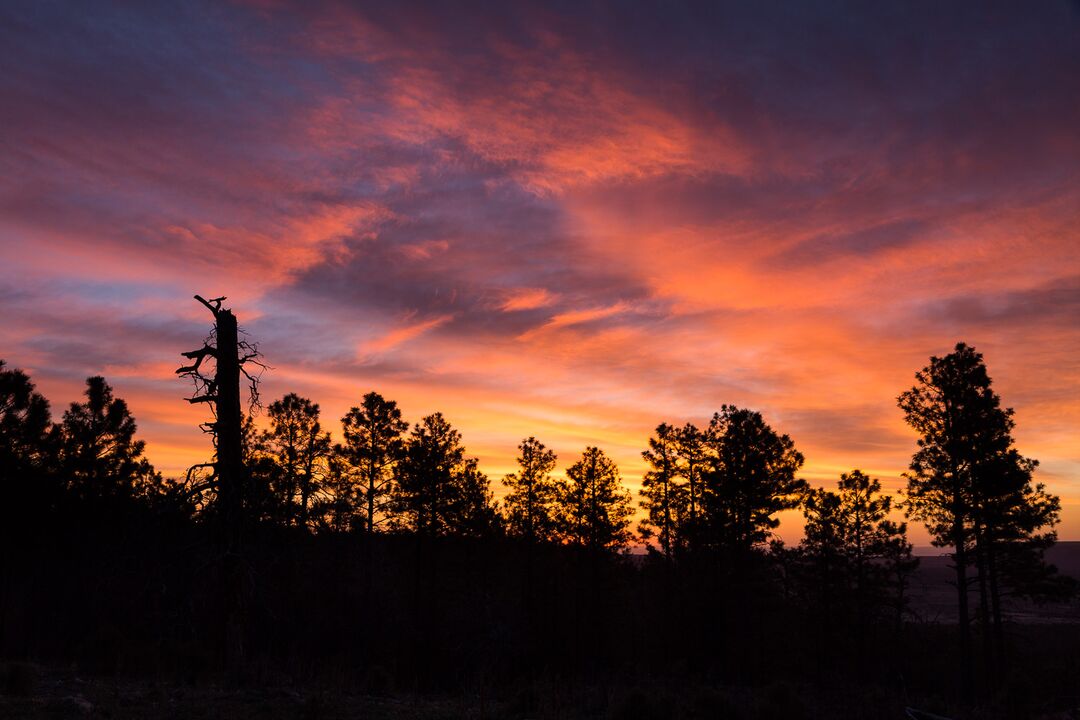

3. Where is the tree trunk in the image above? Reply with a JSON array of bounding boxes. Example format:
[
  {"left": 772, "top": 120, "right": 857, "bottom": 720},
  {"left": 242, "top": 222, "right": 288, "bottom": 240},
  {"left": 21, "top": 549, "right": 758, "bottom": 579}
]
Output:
[
  {"left": 687, "top": 462, "right": 698, "bottom": 552},
  {"left": 214, "top": 309, "right": 247, "bottom": 676},
  {"left": 987, "top": 531, "right": 1005, "bottom": 682},
  {"left": 367, "top": 475, "right": 376, "bottom": 535},
  {"left": 953, "top": 522, "right": 973, "bottom": 703},
  {"left": 179, "top": 297, "right": 254, "bottom": 676},
  {"left": 367, "top": 455, "right": 377, "bottom": 536},
  {"left": 215, "top": 309, "right": 244, "bottom": 541},
  {"left": 973, "top": 522, "right": 994, "bottom": 685}
]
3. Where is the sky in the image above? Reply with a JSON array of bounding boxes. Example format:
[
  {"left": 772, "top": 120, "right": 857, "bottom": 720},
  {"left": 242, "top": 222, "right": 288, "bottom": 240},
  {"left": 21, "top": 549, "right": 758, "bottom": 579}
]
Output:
[{"left": 2, "top": 0, "right": 1078, "bottom": 545}]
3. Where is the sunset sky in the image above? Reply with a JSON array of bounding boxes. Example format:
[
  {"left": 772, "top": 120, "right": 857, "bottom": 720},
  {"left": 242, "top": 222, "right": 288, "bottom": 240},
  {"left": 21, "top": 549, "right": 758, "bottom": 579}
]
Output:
[{"left": 2, "top": 1, "right": 1078, "bottom": 544}]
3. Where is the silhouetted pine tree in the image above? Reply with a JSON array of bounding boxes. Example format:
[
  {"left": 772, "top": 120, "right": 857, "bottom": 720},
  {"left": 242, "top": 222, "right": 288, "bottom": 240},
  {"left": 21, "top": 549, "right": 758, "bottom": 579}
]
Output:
[
  {"left": 392, "top": 412, "right": 498, "bottom": 537},
  {"left": 316, "top": 451, "right": 359, "bottom": 533},
  {"left": 796, "top": 471, "right": 916, "bottom": 658},
  {"left": 797, "top": 486, "right": 847, "bottom": 644},
  {"left": 560, "top": 446, "right": 632, "bottom": 553},
  {"left": 878, "top": 517, "right": 919, "bottom": 632},
  {"left": 674, "top": 422, "right": 707, "bottom": 551},
  {"left": 58, "top": 376, "right": 159, "bottom": 502},
  {"left": 0, "top": 360, "right": 55, "bottom": 486},
  {"left": 978, "top": 451, "right": 1067, "bottom": 632},
  {"left": 453, "top": 456, "right": 502, "bottom": 538},
  {"left": 0, "top": 361, "right": 58, "bottom": 551},
  {"left": 800, "top": 486, "right": 846, "bottom": 569},
  {"left": 702, "top": 406, "right": 806, "bottom": 552},
  {"left": 900, "top": 343, "right": 989, "bottom": 686},
  {"left": 973, "top": 406, "right": 1062, "bottom": 675},
  {"left": 502, "top": 436, "right": 560, "bottom": 543},
  {"left": 835, "top": 470, "right": 913, "bottom": 621},
  {"left": 899, "top": 342, "right": 1060, "bottom": 695},
  {"left": 260, "top": 393, "right": 331, "bottom": 530},
  {"left": 337, "top": 392, "right": 408, "bottom": 535},
  {"left": 639, "top": 423, "right": 685, "bottom": 559}
]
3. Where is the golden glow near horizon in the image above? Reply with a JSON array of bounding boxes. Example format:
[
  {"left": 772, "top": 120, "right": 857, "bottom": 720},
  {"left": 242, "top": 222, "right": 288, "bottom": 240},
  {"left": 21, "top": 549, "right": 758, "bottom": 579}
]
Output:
[{"left": 1, "top": 2, "right": 1078, "bottom": 545}]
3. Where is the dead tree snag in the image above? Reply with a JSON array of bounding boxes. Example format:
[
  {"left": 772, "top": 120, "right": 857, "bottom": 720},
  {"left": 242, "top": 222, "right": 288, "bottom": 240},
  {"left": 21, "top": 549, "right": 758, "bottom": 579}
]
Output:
[
  {"left": 176, "top": 294, "right": 265, "bottom": 674},
  {"left": 176, "top": 295, "right": 264, "bottom": 522}
]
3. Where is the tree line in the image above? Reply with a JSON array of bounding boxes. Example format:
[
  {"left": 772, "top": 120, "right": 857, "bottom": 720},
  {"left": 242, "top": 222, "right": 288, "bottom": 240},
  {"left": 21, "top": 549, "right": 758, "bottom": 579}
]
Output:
[
  {"left": 0, "top": 368, "right": 805, "bottom": 557},
  {"left": 0, "top": 361, "right": 909, "bottom": 562},
  {"left": 0, "top": 296, "right": 1072, "bottom": 711}
]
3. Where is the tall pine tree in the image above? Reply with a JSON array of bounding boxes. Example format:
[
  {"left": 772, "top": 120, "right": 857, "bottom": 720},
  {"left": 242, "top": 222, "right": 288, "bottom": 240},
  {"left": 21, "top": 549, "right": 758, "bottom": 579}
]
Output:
[
  {"left": 899, "top": 342, "right": 1060, "bottom": 694},
  {"left": 261, "top": 393, "right": 331, "bottom": 529},
  {"left": 703, "top": 406, "right": 805, "bottom": 552},
  {"left": 393, "top": 413, "right": 499, "bottom": 537},
  {"left": 502, "top": 436, "right": 560, "bottom": 543},
  {"left": 639, "top": 423, "right": 685, "bottom": 559},
  {"left": 338, "top": 392, "right": 407, "bottom": 534},
  {"left": 560, "top": 446, "right": 632, "bottom": 553},
  {"left": 59, "top": 376, "right": 158, "bottom": 502}
]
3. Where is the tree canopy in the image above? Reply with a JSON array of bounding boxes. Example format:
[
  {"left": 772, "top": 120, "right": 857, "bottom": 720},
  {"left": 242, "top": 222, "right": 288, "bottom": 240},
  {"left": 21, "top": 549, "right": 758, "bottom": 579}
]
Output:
[
  {"left": 703, "top": 405, "right": 806, "bottom": 551},
  {"left": 502, "top": 436, "right": 561, "bottom": 543},
  {"left": 562, "top": 446, "right": 633, "bottom": 553},
  {"left": 58, "top": 376, "right": 159, "bottom": 502},
  {"left": 392, "top": 412, "right": 500, "bottom": 538},
  {"left": 337, "top": 392, "right": 408, "bottom": 535}
]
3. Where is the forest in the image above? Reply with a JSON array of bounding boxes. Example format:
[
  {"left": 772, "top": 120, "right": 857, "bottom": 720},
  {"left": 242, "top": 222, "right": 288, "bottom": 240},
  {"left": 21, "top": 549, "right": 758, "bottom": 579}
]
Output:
[{"left": 1, "top": 296, "right": 1076, "bottom": 719}]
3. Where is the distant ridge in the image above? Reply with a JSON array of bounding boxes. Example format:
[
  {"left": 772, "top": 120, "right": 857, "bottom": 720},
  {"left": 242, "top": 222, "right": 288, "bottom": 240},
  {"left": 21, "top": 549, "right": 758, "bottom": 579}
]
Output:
[{"left": 912, "top": 541, "right": 1080, "bottom": 568}]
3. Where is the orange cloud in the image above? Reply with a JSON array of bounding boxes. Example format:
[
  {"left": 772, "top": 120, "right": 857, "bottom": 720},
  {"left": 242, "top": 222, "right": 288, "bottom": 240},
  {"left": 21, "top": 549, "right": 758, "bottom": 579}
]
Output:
[
  {"left": 360, "top": 313, "right": 455, "bottom": 355},
  {"left": 499, "top": 288, "right": 557, "bottom": 312}
]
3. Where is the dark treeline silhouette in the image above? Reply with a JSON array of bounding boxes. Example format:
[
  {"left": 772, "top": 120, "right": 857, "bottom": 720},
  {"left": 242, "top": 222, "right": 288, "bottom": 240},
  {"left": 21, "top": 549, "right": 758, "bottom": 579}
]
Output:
[{"left": 1, "top": 299, "right": 1076, "bottom": 718}]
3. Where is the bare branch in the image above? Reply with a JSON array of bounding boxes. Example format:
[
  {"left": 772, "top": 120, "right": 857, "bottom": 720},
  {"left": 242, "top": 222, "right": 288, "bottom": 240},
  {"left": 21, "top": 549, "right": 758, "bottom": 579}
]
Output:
[
  {"left": 241, "top": 366, "right": 263, "bottom": 412},
  {"left": 194, "top": 294, "right": 226, "bottom": 316},
  {"left": 187, "top": 394, "right": 218, "bottom": 405},
  {"left": 181, "top": 345, "right": 218, "bottom": 360},
  {"left": 176, "top": 344, "right": 218, "bottom": 375},
  {"left": 185, "top": 461, "right": 217, "bottom": 485},
  {"left": 236, "top": 343, "right": 267, "bottom": 414}
]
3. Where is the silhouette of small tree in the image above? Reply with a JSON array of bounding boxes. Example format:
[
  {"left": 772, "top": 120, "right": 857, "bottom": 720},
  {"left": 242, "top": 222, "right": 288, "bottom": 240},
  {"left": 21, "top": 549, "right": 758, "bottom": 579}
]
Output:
[
  {"left": 560, "top": 446, "right": 632, "bottom": 553},
  {"left": 675, "top": 422, "right": 707, "bottom": 551},
  {"left": 0, "top": 361, "right": 59, "bottom": 546},
  {"left": 878, "top": 518, "right": 919, "bottom": 632},
  {"left": 703, "top": 406, "right": 806, "bottom": 552},
  {"left": 240, "top": 414, "right": 282, "bottom": 523},
  {"left": 258, "top": 394, "right": 331, "bottom": 530},
  {"left": 798, "top": 486, "right": 847, "bottom": 629},
  {"left": 392, "top": 412, "right": 498, "bottom": 537},
  {"left": 797, "top": 471, "right": 916, "bottom": 633},
  {"left": 835, "top": 470, "right": 910, "bottom": 617},
  {"left": 337, "top": 392, "right": 408, "bottom": 535},
  {"left": 0, "top": 360, "right": 55, "bottom": 484},
  {"left": 58, "top": 376, "right": 159, "bottom": 502},
  {"left": 453, "top": 456, "right": 502, "bottom": 538},
  {"left": 502, "top": 436, "right": 560, "bottom": 543},
  {"left": 639, "top": 423, "right": 685, "bottom": 560}
]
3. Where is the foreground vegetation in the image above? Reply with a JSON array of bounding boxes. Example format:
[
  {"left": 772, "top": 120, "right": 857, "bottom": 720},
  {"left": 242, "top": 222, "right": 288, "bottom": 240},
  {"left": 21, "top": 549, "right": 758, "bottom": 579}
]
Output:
[{"left": 1, "top": 298, "right": 1074, "bottom": 717}]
